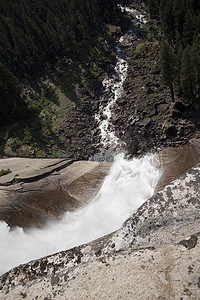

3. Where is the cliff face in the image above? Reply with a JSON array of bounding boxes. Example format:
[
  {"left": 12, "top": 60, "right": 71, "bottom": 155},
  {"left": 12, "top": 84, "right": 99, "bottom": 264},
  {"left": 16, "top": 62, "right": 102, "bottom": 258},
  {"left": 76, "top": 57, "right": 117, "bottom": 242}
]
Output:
[{"left": 0, "top": 162, "right": 199, "bottom": 299}]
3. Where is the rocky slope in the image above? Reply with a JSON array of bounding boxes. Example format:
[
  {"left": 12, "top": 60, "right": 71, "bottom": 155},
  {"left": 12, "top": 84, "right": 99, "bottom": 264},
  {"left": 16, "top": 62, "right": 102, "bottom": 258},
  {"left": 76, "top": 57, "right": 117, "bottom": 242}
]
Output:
[
  {"left": 113, "top": 33, "right": 200, "bottom": 156},
  {"left": 67, "top": 5, "right": 200, "bottom": 159},
  {"left": 0, "top": 159, "right": 199, "bottom": 299},
  {"left": 70, "top": 6, "right": 200, "bottom": 159}
]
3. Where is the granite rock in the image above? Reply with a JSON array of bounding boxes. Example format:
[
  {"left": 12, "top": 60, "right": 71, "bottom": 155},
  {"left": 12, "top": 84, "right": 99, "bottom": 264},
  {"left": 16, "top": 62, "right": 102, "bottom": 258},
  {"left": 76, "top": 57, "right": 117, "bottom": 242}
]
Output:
[
  {"left": 0, "top": 162, "right": 199, "bottom": 299},
  {"left": 0, "top": 158, "right": 110, "bottom": 228}
]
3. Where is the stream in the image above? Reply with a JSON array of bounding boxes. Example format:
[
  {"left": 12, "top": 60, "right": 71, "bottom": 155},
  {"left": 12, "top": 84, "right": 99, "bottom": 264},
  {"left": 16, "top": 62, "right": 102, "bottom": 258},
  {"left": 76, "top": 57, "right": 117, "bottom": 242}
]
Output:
[{"left": 94, "top": 6, "right": 147, "bottom": 160}]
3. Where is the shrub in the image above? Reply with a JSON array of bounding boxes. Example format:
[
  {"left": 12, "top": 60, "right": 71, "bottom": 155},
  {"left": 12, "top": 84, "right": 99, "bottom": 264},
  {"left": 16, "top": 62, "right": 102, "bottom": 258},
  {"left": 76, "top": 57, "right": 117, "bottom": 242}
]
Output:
[{"left": 0, "top": 169, "right": 11, "bottom": 176}]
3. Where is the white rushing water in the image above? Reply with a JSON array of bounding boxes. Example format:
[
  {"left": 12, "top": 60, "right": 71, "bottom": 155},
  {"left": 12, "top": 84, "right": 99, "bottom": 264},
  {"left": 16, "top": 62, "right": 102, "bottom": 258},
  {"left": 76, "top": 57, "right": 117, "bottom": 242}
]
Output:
[
  {"left": 95, "top": 6, "right": 147, "bottom": 150},
  {"left": 0, "top": 153, "right": 160, "bottom": 275},
  {"left": 120, "top": 6, "right": 147, "bottom": 24},
  {"left": 0, "top": 8, "right": 160, "bottom": 276},
  {"left": 95, "top": 53, "right": 128, "bottom": 147}
]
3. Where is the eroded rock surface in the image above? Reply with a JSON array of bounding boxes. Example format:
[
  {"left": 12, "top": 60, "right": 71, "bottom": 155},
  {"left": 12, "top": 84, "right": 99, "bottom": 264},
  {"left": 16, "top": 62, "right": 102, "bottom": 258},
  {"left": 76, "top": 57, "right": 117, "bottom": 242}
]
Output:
[
  {"left": 0, "top": 163, "right": 199, "bottom": 299},
  {"left": 0, "top": 158, "right": 110, "bottom": 228}
]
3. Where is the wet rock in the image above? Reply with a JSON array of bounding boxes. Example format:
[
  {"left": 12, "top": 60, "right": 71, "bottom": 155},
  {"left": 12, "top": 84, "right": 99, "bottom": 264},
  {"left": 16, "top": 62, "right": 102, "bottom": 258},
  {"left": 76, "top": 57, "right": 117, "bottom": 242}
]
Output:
[
  {"left": 127, "top": 139, "right": 138, "bottom": 155},
  {"left": 100, "top": 113, "right": 108, "bottom": 121},
  {"left": 111, "top": 115, "right": 119, "bottom": 124}
]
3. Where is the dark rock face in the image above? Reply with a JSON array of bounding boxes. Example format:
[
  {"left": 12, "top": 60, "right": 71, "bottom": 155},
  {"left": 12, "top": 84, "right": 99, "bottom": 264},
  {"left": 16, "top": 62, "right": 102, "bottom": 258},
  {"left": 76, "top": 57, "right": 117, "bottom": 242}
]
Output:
[{"left": 164, "top": 123, "right": 177, "bottom": 138}]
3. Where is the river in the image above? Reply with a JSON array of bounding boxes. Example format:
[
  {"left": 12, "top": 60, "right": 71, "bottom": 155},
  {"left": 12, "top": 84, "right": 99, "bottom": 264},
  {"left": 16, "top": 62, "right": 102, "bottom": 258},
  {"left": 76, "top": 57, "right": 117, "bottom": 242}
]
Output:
[{"left": 0, "top": 7, "right": 162, "bottom": 276}]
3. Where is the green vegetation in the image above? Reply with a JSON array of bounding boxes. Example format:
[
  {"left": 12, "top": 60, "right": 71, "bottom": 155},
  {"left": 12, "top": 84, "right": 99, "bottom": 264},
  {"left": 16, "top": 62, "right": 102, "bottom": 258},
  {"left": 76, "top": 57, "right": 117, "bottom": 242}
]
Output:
[
  {"left": 0, "top": 169, "right": 11, "bottom": 177},
  {"left": 147, "top": 0, "right": 200, "bottom": 108},
  {"left": 0, "top": 0, "right": 127, "bottom": 124},
  {"left": 0, "top": 0, "right": 130, "bottom": 157},
  {"left": 160, "top": 41, "right": 176, "bottom": 102}
]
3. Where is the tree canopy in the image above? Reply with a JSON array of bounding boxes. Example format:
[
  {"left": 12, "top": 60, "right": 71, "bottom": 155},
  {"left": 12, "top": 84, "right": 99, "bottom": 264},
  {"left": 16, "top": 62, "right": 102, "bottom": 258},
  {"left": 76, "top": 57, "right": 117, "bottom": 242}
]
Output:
[
  {"left": 148, "top": 0, "right": 200, "bottom": 107},
  {"left": 0, "top": 0, "right": 125, "bottom": 123}
]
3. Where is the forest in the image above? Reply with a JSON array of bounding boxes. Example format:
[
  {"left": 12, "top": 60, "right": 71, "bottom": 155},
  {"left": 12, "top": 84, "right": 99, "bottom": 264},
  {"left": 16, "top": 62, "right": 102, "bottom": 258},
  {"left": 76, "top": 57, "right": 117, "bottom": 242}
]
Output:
[
  {"left": 2, "top": 0, "right": 199, "bottom": 118},
  {"left": 0, "top": 0, "right": 126, "bottom": 124},
  {"left": 0, "top": 0, "right": 200, "bottom": 158},
  {"left": 148, "top": 0, "right": 200, "bottom": 107}
]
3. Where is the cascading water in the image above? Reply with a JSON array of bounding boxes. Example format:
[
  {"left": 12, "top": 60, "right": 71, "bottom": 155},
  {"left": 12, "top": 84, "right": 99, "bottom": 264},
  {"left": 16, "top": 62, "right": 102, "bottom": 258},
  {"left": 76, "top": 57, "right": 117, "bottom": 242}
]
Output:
[
  {"left": 0, "top": 8, "right": 161, "bottom": 276},
  {"left": 95, "top": 6, "right": 147, "bottom": 158},
  {"left": 0, "top": 153, "right": 160, "bottom": 275},
  {"left": 95, "top": 48, "right": 128, "bottom": 149}
]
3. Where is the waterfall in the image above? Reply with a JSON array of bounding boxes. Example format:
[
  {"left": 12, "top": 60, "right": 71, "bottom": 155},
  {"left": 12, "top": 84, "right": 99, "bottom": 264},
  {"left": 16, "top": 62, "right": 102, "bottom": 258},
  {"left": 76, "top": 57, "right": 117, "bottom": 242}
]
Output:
[{"left": 0, "top": 8, "right": 161, "bottom": 276}]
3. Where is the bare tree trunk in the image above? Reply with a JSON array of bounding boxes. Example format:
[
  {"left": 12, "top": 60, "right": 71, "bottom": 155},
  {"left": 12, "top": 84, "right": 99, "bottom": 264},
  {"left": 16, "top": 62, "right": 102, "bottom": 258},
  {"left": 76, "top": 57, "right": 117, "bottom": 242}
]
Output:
[{"left": 169, "top": 83, "right": 175, "bottom": 102}]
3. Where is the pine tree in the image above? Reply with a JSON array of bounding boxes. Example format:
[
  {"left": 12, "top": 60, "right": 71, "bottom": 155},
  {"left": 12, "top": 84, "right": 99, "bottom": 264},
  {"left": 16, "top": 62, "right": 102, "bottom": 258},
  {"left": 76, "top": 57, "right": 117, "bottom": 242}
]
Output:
[
  {"left": 191, "top": 39, "right": 200, "bottom": 106},
  {"left": 180, "top": 46, "right": 195, "bottom": 108},
  {"left": 160, "top": 40, "right": 177, "bottom": 102}
]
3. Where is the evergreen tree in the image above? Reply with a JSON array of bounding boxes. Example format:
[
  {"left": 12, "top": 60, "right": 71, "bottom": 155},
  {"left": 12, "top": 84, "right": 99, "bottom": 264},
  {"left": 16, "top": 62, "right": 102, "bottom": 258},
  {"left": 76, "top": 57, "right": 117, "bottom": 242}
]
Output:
[
  {"left": 160, "top": 40, "right": 177, "bottom": 102},
  {"left": 148, "top": 0, "right": 200, "bottom": 109},
  {"left": 0, "top": 0, "right": 126, "bottom": 122},
  {"left": 180, "top": 46, "right": 195, "bottom": 108},
  {"left": 192, "top": 39, "right": 200, "bottom": 106}
]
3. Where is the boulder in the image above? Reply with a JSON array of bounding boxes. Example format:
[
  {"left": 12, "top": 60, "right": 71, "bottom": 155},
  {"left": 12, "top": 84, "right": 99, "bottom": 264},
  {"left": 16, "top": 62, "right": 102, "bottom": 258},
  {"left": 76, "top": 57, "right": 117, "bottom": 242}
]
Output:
[
  {"left": 163, "top": 122, "right": 177, "bottom": 138},
  {"left": 174, "top": 100, "right": 187, "bottom": 112},
  {"left": 127, "top": 138, "right": 138, "bottom": 155},
  {"left": 137, "top": 118, "right": 151, "bottom": 127},
  {"left": 156, "top": 103, "right": 169, "bottom": 114}
]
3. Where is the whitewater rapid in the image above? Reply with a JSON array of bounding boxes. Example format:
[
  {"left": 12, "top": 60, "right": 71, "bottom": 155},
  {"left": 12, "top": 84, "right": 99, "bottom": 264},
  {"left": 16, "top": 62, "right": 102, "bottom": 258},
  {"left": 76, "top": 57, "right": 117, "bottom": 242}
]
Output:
[
  {"left": 95, "top": 53, "right": 128, "bottom": 148},
  {"left": 0, "top": 153, "right": 160, "bottom": 275}
]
